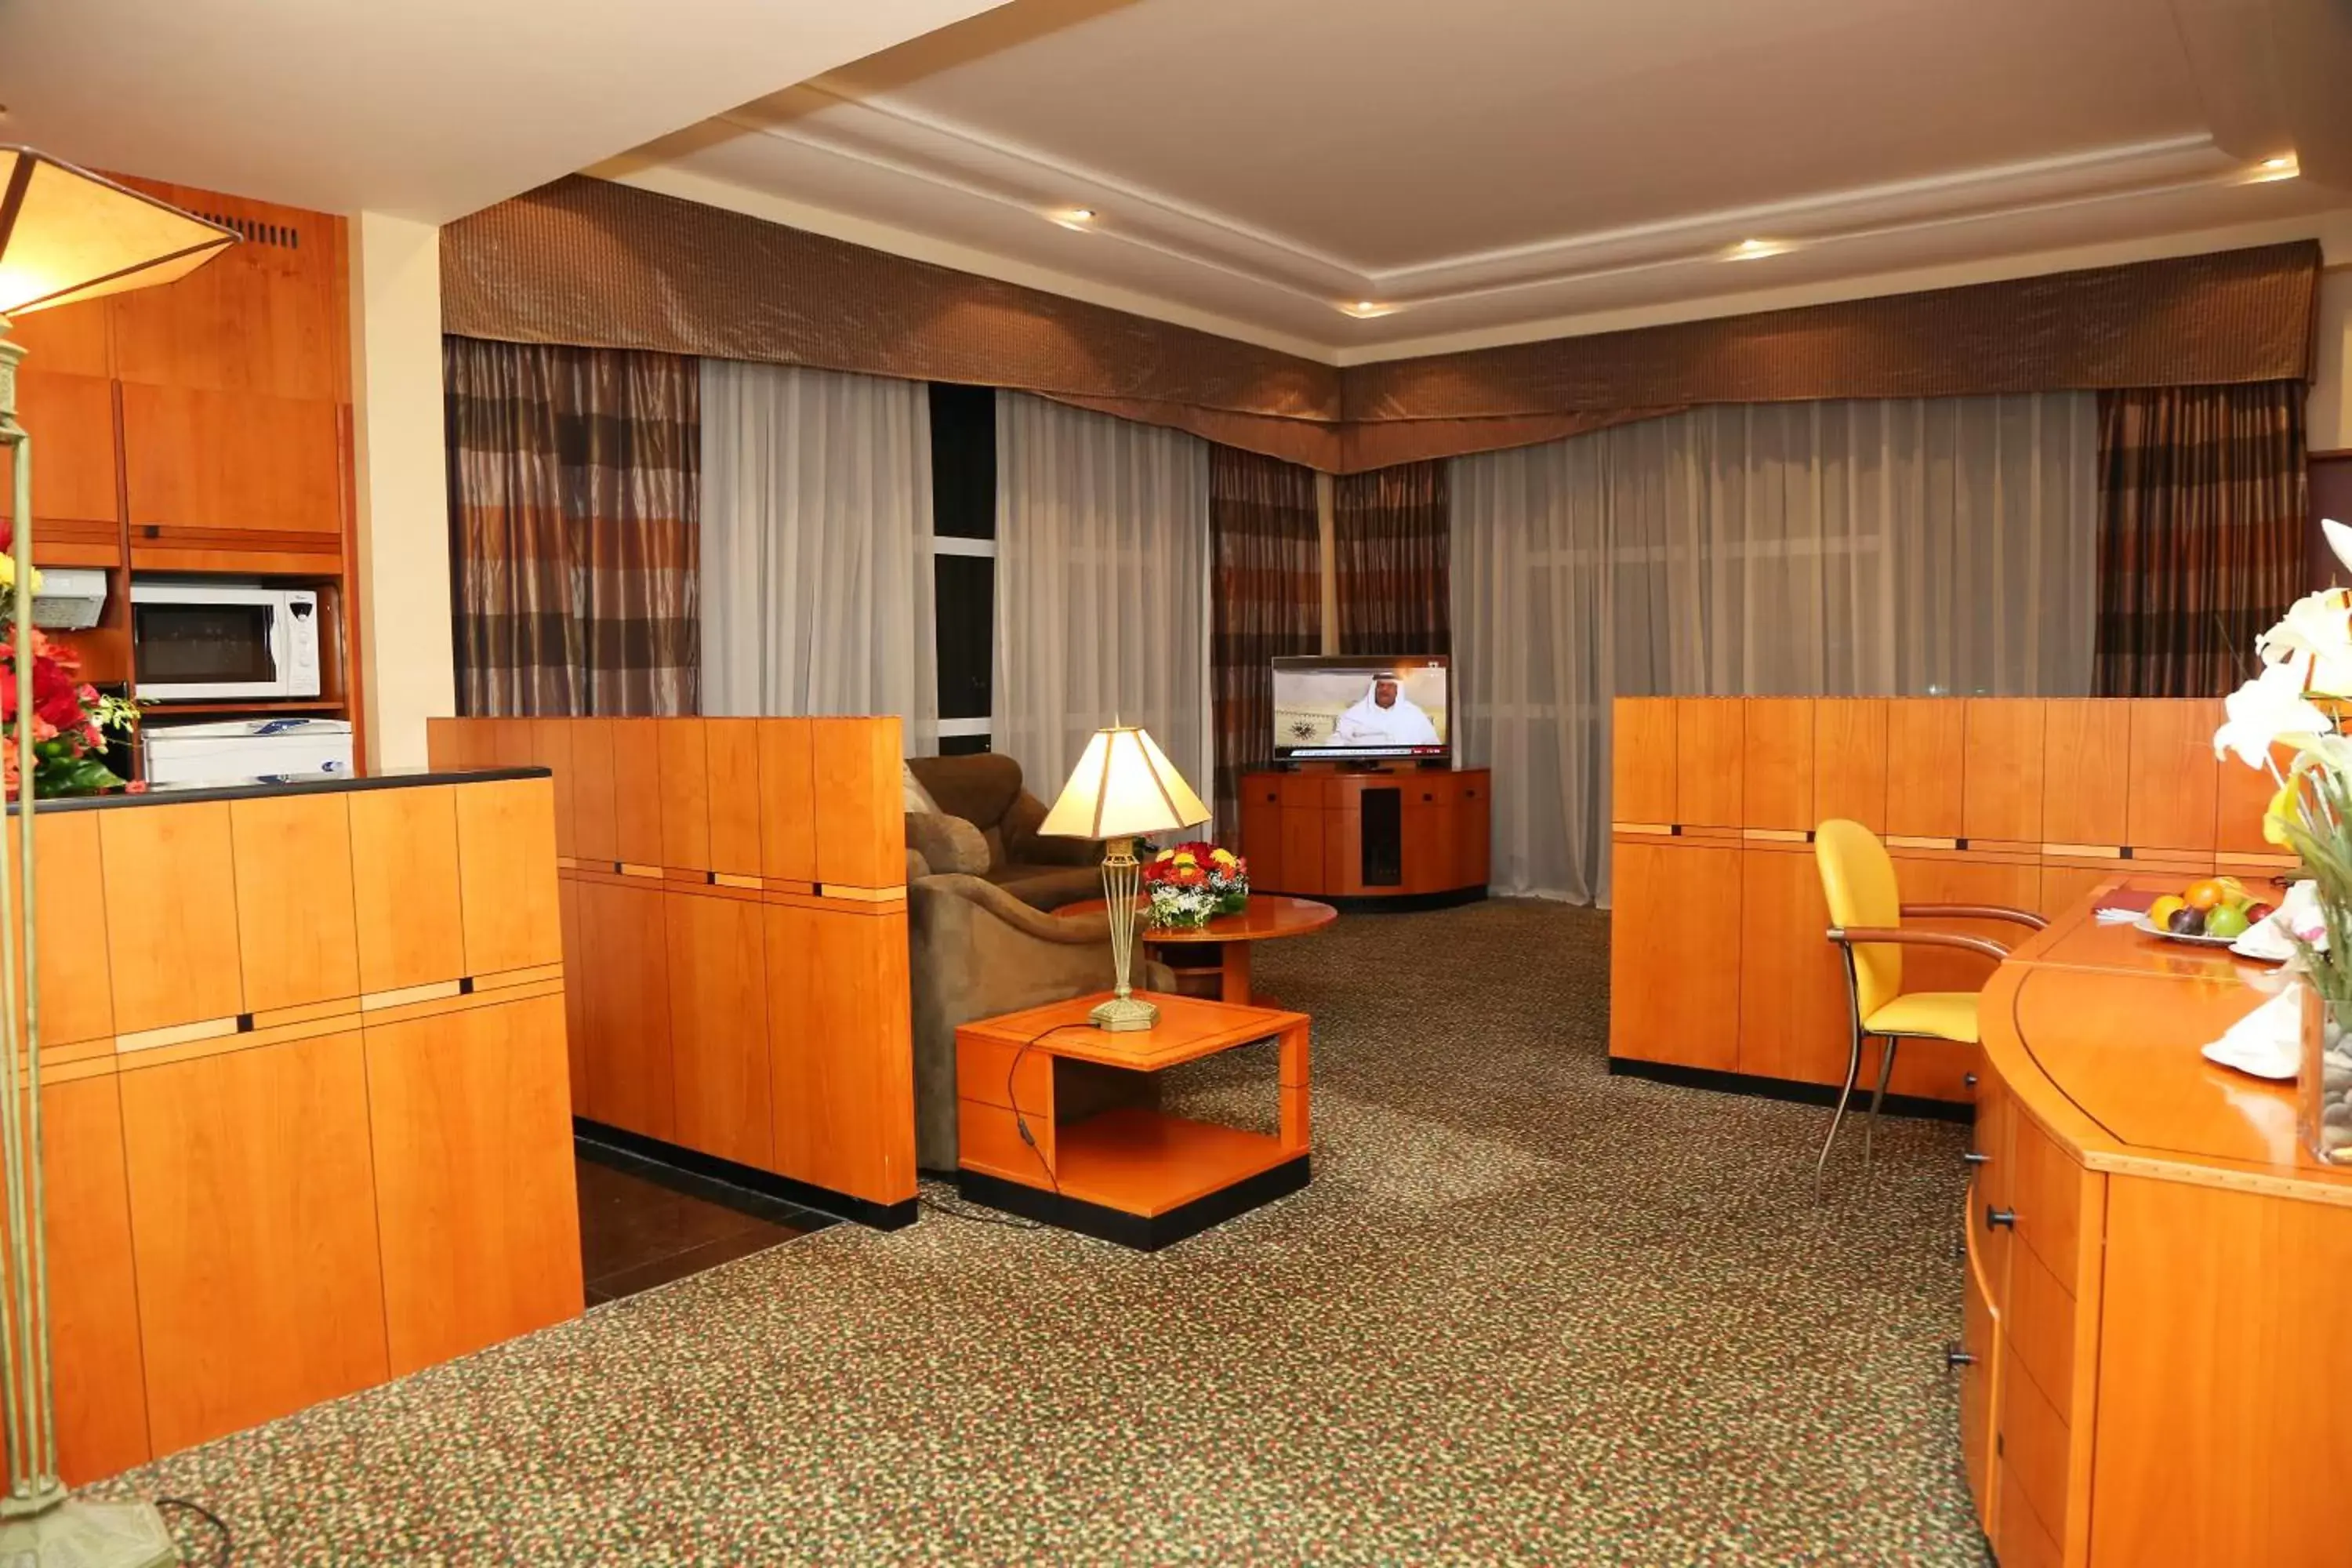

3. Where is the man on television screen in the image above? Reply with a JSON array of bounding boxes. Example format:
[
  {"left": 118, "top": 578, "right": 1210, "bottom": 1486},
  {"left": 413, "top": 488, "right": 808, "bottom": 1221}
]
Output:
[{"left": 1331, "top": 671, "right": 1440, "bottom": 746}]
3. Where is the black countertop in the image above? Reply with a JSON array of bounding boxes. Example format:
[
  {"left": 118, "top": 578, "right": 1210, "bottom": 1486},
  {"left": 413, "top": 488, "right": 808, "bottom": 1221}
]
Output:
[{"left": 7, "top": 765, "right": 551, "bottom": 814}]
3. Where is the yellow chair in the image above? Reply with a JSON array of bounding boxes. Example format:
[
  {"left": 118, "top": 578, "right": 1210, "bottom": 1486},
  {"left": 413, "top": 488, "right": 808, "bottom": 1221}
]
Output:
[{"left": 1812, "top": 819, "right": 2045, "bottom": 1192}]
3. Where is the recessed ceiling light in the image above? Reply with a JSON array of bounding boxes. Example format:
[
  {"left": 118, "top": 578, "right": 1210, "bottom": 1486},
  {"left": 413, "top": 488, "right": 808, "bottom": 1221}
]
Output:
[
  {"left": 1337, "top": 300, "right": 1399, "bottom": 319},
  {"left": 2251, "top": 155, "right": 2299, "bottom": 182},
  {"left": 1070, "top": 208, "right": 1096, "bottom": 220},
  {"left": 1729, "top": 238, "right": 1780, "bottom": 260},
  {"left": 1048, "top": 206, "right": 1100, "bottom": 232}
]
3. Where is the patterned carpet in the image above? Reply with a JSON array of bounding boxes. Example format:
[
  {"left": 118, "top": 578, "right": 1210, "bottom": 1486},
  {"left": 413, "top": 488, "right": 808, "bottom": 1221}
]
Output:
[{"left": 96, "top": 899, "right": 1984, "bottom": 1565}]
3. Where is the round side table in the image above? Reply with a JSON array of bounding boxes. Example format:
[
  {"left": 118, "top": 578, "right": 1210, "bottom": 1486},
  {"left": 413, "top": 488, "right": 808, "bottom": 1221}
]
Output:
[{"left": 1060, "top": 894, "right": 1337, "bottom": 1007}]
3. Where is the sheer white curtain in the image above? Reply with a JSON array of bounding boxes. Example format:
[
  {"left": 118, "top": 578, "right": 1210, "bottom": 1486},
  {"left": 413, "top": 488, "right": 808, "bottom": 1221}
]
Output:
[
  {"left": 1452, "top": 394, "right": 2099, "bottom": 903},
  {"left": 993, "top": 393, "right": 1213, "bottom": 803},
  {"left": 699, "top": 359, "right": 938, "bottom": 750}
]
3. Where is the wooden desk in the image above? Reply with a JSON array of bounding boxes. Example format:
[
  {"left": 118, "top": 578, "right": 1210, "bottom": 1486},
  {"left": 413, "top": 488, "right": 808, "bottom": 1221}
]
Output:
[
  {"left": 953, "top": 991, "right": 1310, "bottom": 1250},
  {"left": 1958, "top": 877, "right": 2348, "bottom": 1567}
]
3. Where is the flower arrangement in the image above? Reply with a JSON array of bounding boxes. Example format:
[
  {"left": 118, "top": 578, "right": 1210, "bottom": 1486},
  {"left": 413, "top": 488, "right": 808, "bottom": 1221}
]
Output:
[
  {"left": 1141, "top": 840, "right": 1249, "bottom": 931},
  {"left": 0, "top": 535, "right": 138, "bottom": 799},
  {"left": 2212, "top": 517, "right": 2352, "bottom": 1164}
]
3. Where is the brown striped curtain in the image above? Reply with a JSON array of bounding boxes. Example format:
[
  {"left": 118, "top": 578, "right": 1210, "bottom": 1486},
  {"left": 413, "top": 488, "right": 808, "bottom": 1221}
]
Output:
[
  {"left": 1334, "top": 460, "right": 1450, "bottom": 655},
  {"left": 2093, "top": 382, "right": 2305, "bottom": 697},
  {"left": 1209, "top": 448, "right": 1322, "bottom": 845},
  {"left": 445, "top": 337, "right": 700, "bottom": 715}
]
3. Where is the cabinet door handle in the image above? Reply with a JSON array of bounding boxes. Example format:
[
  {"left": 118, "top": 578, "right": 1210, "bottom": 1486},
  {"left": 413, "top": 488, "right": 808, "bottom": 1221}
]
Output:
[
  {"left": 1985, "top": 1206, "right": 2016, "bottom": 1230},
  {"left": 1962, "top": 1150, "right": 1991, "bottom": 1166},
  {"left": 1963, "top": 1072, "right": 1980, "bottom": 1088},
  {"left": 1944, "top": 1345, "right": 1977, "bottom": 1370}
]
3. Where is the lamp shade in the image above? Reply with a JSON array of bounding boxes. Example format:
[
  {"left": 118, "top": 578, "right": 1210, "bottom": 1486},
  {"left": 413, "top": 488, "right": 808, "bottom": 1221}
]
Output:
[
  {"left": 1039, "top": 724, "right": 1210, "bottom": 840},
  {"left": 0, "top": 147, "right": 237, "bottom": 317}
]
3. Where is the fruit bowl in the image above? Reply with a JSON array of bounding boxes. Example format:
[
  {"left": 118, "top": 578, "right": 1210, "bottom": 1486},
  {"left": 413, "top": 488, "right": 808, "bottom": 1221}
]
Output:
[{"left": 2133, "top": 916, "right": 2249, "bottom": 949}]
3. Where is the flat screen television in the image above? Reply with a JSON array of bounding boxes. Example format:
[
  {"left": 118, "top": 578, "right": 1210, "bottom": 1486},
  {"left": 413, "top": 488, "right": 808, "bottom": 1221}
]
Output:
[{"left": 1272, "top": 655, "right": 1451, "bottom": 762}]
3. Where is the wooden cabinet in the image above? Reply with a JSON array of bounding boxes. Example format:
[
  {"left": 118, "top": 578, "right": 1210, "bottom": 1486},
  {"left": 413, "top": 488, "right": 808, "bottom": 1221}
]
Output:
[
  {"left": 2039, "top": 702, "right": 2130, "bottom": 848},
  {"left": 1885, "top": 699, "right": 1965, "bottom": 840},
  {"left": 42, "top": 1074, "right": 150, "bottom": 1485},
  {"left": 363, "top": 993, "right": 582, "bottom": 1378},
  {"left": 121, "top": 383, "right": 342, "bottom": 543},
  {"left": 97, "top": 803, "right": 241, "bottom": 1035},
  {"left": 1612, "top": 698, "right": 1676, "bottom": 824},
  {"left": 575, "top": 877, "right": 674, "bottom": 1140},
  {"left": 1, "top": 371, "right": 121, "bottom": 529},
  {"left": 610, "top": 720, "right": 665, "bottom": 868},
  {"left": 1673, "top": 699, "right": 1743, "bottom": 828},
  {"left": 348, "top": 786, "right": 466, "bottom": 993},
  {"left": 1241, "top": 768, "right": 1490, "bottom": 902},
  {"left": 229, "top": 793, "right": 359, "bottom": 1014},
  {"left": 2123, "top": 700, "right": 2222, "bottom": 854},
  {"left": 1812, "top": 699, "right": 1887, "bottom": 830},
  {"left": 656, "top": 718, "right": 713, "bottom": 873},
  {"left": 1740, "top": 699, "right": 1813, "bottom": 830},
  {"left": 118, "top": 1029, "right": 389, "bottom": 1457},
  {"left": 814, "top": 717, "right": 906, "bottom": 890},
  {"left": 1963, "top": 699, "right": 2045, "bottom": 844},
  {"left": 765, "top": 902, "right": 914, "bottom": 1205},
  {"left": 454, "top": 778, "right": 563, "bottom": 976},
  {"left": 15, "top": 813, "right": 117, "bottom": 1049},
  {"left": 757, "top": 719, "right": 818, "bottom": 884},
  {"left": 1734, "top": 845, "right": 1847, "bottom": 1085},
  {"left": 1609, "top": 838, "right": 1740, "bottom": 1070},
  {"left": 704, "top": 719, "right": 764, "bottom": 876},
  {"left": 665, "top": 889, "right": 773, "bottom": 1170}
]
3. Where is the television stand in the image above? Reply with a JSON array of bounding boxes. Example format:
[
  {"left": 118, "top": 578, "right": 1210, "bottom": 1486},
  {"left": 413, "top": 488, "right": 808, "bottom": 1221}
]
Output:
[{"left": 1237, "top": 768, "right": 1490, "bottom": 911}]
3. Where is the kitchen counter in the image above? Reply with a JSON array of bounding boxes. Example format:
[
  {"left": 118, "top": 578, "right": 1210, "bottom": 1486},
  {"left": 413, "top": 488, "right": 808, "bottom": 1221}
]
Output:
[
  {"left": 9, "top": 763, "right": 550, "bottom": 812},
  {"left": 17, "top": 767, "right": 582, "bottom": 1483}
]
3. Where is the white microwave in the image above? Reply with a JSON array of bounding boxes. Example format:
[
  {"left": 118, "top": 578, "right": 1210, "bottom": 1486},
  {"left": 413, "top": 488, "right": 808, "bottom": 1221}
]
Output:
[{"left": 130, "top": 582, "right": 322, "bottom": 702}]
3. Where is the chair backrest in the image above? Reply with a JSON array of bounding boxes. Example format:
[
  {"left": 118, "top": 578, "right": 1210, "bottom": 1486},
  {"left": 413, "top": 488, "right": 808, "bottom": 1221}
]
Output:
[{"left": 1815, "top": 818, "right": 1903, "bottom": 1018}]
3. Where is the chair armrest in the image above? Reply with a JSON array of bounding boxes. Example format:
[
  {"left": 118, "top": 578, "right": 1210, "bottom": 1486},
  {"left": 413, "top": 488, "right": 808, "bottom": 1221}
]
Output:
[
  {"left": 906, "top": 811, "right": 992, "bottom": 877},
  {"left": 921, "top": 873, "right": 1127, "bottom": 946},
  {"left": 1900, "top": 902, "right": 2048, "bottom": 931},
  {"left": 1830, "top": 926, "right": 2011, "bottom": 963},
  {"left": 1003, "top": 792, "right": 1105, "bottom": 868}
]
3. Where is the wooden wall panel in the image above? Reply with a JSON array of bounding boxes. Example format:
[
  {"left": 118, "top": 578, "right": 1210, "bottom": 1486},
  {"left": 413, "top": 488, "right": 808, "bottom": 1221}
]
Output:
[
  {"left": 557, "top": 877, "right": 589, "bottom": 1109},
  {"left": 609, "top": 720, "right": 665, "bottom": 867},
  {"left": 98, "top": 804, "right": 242, "bottom": 1033},
  {"left": 2040, "top": 702, "right": 2132, "bottom": 848},
  {"left": 665, "top": 891, "right": 774, "bottom": 1171},
  {"left": 656, "top": 718, "right": 712, "bottom": 873},
  {"left": 757, "top": 720, "right": 818, "bottom": 883},
  {"left": 2214, "top": 742, "right": 2286, "bottom": 857},
  {"left": 1962, "top": 700, "right": 2046, "bottom": 844},
  {"left": 1811, "top": 699, "right": 1887, "bottom": 831},
  {"left": 1673, "top": 700, "right": 1743, "bottom": 828},
  {"left": 1740, "top": 700, "right": 1814, "bottom": 831},
  {"left": 42, "top": 1075, "right": 151, "bottom": 1484},
  {"left": 569, "top": 719, "right": 619, "bottom": 864},
  {"left": 364, "top": 994, "right": 582, "bottom": 1377},
  {"left": 2125, "top": 700, "right": 2223, "bottom": 853},
  {"left": 1736, "top": 845, "right": 1848, "bottom": 1085},
  {"left": 1608, "top": 839, "right": 1741, "bottom": 1070},
  {"left": 703, "top": 720, "right": 764, "bottom": 876},
  {"left": 764, "top": 905, "right": 916, "bottom": 1204},
  {"left": 576, "top": 879, "right": 674, "bottom": 1140},
  {"left": 1612, "top": 698, "right": 1677, "bottom": 823},
  {"left": 455, "top": 779, "right": 563, "bottom": 976},
  {"left": 1886, "top": 700, "right": 1966, "bottom": 840},
  {"left": 229, "top": 793, "right": 359, "bottom": 1014},
  {"left": 118, "top": 1031, "right": 389, "bottom": 1457},
  {"left": 813, "top": 717, "right": 903, "bottom": 889},
  {"left": 349, "top": 786, "right": 466, "bottom": 993}
]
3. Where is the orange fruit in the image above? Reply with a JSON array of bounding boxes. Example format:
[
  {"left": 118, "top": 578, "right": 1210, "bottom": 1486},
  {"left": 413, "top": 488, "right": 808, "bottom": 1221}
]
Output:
[
  {"left": 2183, "top": 879, "right": 2229, "bottom": 912},
  {"left": 2148, "top": 895, "right": 2187, "bottom": 928}
]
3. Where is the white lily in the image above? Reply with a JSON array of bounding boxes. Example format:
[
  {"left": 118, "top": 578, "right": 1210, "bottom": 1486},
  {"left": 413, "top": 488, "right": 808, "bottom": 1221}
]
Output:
[
  {"left": 2256, "top": 587, "right": 2352, "bottom": 695},
  {"left": 2215, "top": 662, "right": 2333, "bottom": 769},
  {"left": 2325, "top": 518, "right": 2352, "bottom": 579}
]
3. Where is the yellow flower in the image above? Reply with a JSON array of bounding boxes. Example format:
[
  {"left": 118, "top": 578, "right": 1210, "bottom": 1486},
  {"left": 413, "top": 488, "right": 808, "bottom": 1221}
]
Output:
[
  {"left": 0, "top": 556, "right": 34, "bottom": 595},
  {"left": 1210, "top": 848, "right": 1236, "bottom": 866},
  {"left": 2263, "top": 779, "right": 2299, "bottom": 848},
  {"left": 1155, "top": 848, "right": 1174, "bottom": 862},
  {"left": 1173, "top": 852, "right": 1197, "bottom": 868}
]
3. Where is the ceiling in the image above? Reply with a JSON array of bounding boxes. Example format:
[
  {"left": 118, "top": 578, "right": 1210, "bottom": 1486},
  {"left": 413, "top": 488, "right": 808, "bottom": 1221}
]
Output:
[
  {"left": 0, "top": 0, "right": 1011, "bottom": 223},
  {"left": 605, "top": 0, "right": 2352, "bottom": 361}
]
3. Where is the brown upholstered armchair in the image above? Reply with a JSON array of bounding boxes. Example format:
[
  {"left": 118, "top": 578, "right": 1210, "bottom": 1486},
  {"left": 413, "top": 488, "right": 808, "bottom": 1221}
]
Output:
[
  {"left": 905, "top": 753, "right": 1102, "bottom": 912},
  {"left": 905, "top": 855, "right": 1169, "bottom": 1173}
]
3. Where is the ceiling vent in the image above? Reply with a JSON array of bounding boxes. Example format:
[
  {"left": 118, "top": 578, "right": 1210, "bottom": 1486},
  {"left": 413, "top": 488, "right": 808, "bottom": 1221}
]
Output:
[{"left": 192, "top": 212, "right": 299, "bottom": 249}]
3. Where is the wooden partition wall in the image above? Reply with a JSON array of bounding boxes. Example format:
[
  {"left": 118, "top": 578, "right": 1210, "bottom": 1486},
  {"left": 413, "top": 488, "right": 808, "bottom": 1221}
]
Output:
[
  {"left": 1607, "top": 697, "right": 2278, "bottom": 1104},
  {"left": 429, "top": 717, "right": 916, "bottom": 1225},
  {"left": 14, "top": 775, "right": 577, "bottom": 1483}
]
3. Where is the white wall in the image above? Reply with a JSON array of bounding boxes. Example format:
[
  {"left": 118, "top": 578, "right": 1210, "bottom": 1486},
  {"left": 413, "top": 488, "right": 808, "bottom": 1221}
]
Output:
[
  {"left": 347, "top": 212, "right": 455, "bottom": 768},
  {"left": 2310, "top": 267, "right": 2352, "bottom": 453}
]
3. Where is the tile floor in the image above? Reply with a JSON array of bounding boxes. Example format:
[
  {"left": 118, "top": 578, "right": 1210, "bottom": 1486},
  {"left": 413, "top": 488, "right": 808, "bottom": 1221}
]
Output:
[{"left": 572, "top": 1138, "right": 835, "bottom": 1305}]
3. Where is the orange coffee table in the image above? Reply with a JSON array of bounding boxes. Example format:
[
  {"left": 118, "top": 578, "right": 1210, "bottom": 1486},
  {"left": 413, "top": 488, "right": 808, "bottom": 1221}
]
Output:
[
  {"left": 1060, "top": 894, "right": 1336, "bottom": 1007},
  {"left": 953, "top": 990, "right": 1310, "bottom": 1250}
]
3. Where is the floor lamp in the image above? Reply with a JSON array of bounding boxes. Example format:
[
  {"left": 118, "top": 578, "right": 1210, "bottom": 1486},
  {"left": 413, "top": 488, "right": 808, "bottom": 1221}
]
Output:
[{"left": 0, "top": 147, "right": 234, "bottom": 1568}]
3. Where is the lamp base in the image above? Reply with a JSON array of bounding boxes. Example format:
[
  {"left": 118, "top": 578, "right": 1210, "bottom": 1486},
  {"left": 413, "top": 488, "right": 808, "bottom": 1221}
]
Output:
[
  {"left": 1089, "top": 993, "right": 1160, "bottom": 1033},
  {"left": 0, "top": 1496, "right": 178, "bottom": 1567}
]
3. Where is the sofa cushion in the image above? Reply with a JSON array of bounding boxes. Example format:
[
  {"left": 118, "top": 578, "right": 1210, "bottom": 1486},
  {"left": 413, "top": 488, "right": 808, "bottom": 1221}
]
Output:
[{"left": 908, "top": 753, "right": 1026, "bottom": 834}]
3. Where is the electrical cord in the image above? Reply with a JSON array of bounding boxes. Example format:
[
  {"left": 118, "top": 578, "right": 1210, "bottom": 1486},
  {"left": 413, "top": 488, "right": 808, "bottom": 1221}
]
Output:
[
  {"left": 158, "top": 1496, "right": 233, "bottom": 1566},
  {"left": 916, "top": 1181, "right": 1044, "bottom": 1229},
  {"left": 1008, "top": 1022, "right": 1090, "bottom": 1199}
]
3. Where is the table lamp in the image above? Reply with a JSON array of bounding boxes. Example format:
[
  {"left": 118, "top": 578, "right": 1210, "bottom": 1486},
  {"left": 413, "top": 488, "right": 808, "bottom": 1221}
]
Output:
[
  {"left": 1039, "top": 723, "right": 1210, "bottom": 1031},
  {"left": 0, "top": 148, "right": 234, "bottom": 1568}
]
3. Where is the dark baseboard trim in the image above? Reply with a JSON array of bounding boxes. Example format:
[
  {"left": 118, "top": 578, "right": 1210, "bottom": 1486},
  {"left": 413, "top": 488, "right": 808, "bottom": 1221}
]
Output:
[
  {"left": 1606, "top": 1058, "right": 1974, "bottom": 1124},
  {"left": 574, "top": 1118, "right": 919, "bottom": 1230},
  {"left": 958, "top": 1155, "right": 1312, "bottom": 1250},
  {"left": 1257, "top": 887, "right": 1488, "bottom": 915}
]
